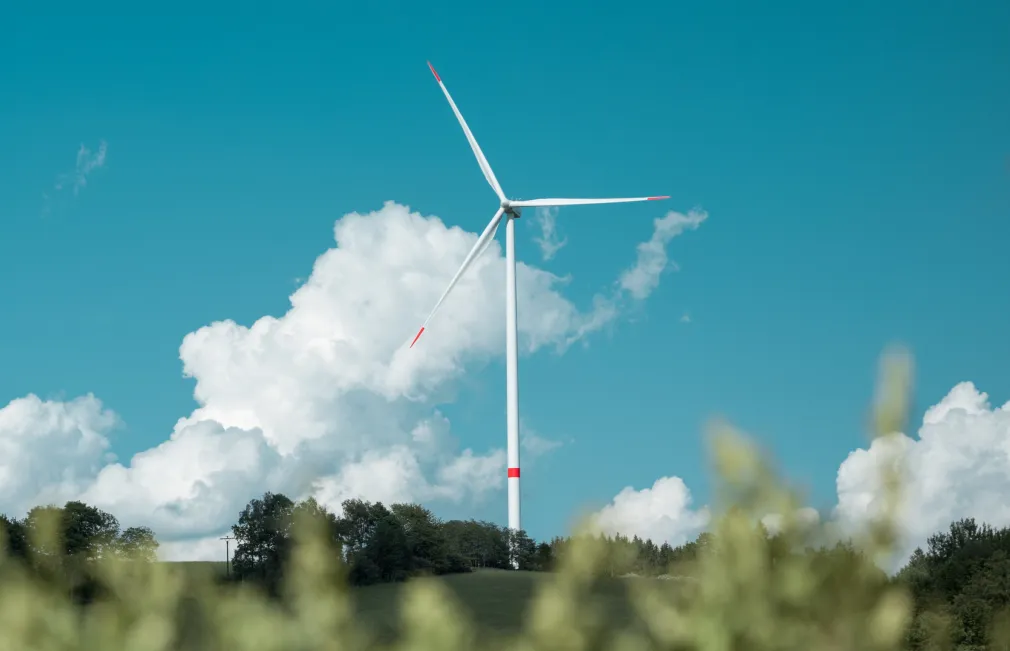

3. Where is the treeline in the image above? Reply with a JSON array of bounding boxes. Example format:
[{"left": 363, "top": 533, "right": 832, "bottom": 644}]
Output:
[
  {"left": 227, "top": 492, "right": 556, "bottom": 593},
  {"left": 0, "top": 501, "right": 159, "bottom": 562},
  {"left": 898, "top": 518, "right": 1010, "bottom": 649},
  {"left": 225, "top": 492, "right": 714, "bottom": 591},
  {"left": 6, "top": 496, "right": 1010, "bottom": 646},
  {"left": 0, "top": 501, "right": 159, "bottom": 603}
]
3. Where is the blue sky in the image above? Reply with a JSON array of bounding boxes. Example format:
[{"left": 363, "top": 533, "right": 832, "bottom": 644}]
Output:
[{"left": 2, "top": 1, "right": 1009, "bottom": 554}]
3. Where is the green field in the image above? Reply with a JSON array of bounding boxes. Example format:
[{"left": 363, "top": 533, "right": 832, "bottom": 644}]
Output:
[
  {"left": 162, "top": 564, "right": 647, "bottom": 642},
  {"left": 165, "top": 560, "right": 229, "bottom": 579},
  {"left": 351, "top": 569, "right": 644, "bottom": 643}
]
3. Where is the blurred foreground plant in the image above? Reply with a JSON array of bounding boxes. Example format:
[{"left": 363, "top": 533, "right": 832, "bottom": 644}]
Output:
[{"left": 0, "top": 350, "right": 951, "bottom": 650}]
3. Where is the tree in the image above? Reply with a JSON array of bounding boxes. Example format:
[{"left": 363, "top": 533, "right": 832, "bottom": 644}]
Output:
[
  {"left": 897, "top": 517, "right": 1010, "bottom": 649},
  {"left": 441, "top": 519, "right": 510, "bottom": 569},
  {"left": 391, "top": 503, "right": 450, "bottom": 574},
  {"left": 117, "top": 526, "right": 159, "bottom": 562},
  {"left": 14, "top": 501, "right": 153, "bottom": 605},
  {"left": 24, "top": 505, "right": 66, "bottom": 560},
  {"left": 336, "top": 498, "right": 381, "bottom": 556},
  {"left": 21, "top": 502, "right": 122, "bottom": 564},
  {"left": 231, "top": 492, "right": 296, "bottom": 592},
  {"left": 658, "top": 542, "right": 675, "bottom": 571},
  {"left": 291, "top": 497, "right": 341, "bottom": 551},
  {"left": 61, "top": 501, "right": 121, "bottom": 560},
  {"left": 336, "top": 500, "right": 430, "bottom": 585},
  {"left": 508, "top": 529, "right": 537, "bottom": 570},
  {"left": 364, "top": 514, "right": 411, "bottom": 583},
  {"left": 0, "top": 514, "right": 28, "bottom": 560},
  {"left": 534, "top": 542, "right": 553, "bottom": 571}
]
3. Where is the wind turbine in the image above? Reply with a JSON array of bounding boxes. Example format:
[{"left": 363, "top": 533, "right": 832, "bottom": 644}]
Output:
[{"left": 411, "top": 61, "right": 669, "bottom": 554}]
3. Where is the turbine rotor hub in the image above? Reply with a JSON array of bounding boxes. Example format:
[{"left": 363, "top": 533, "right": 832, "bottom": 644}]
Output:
[{"left": 501, "top": 199, "right": 521, "bottom": 218}]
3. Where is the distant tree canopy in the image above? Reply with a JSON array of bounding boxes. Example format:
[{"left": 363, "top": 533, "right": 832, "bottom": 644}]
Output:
[
  {"left": 1, "top": 501, "right": 159, "bottom": 564},
  {"left": 0, "top": 501, "right": 160, "bottom": 604},
  {"left": 7, "top": 493, "right": 1010, "bottom": 647},
  {"left": 897, "top": 517, "right": 1010, "bottom": 650}
]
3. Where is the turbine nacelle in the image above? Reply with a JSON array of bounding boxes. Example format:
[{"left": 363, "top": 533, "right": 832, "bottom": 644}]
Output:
[{"left": 501, "top": 199, "right": 522, "bottom": 218}]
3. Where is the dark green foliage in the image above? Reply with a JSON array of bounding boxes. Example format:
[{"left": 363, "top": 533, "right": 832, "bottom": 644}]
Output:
[
  {"left": 231, "top": 492, "right": 297, "bottom": 593},
  {"left": 10, "top": 489, "right": 1010, "bottom": 650},
  {"left": 117, "top": 526, "right": 159, "bottom": 562},
  {"left": 2, "top": 501, "right": 160, "bottom": 566},
  {"left": 0, "top": 513, "right": 28, "bottom": 559},
  {"left": 366, "top": 514, "right": 411, "bottom": 582},
  {"left": 534, "top": 542, "right": 554, "bottom": 571},
  {"left": 60, "top": 501, "right": 121, "bottom": 560},
  {"left": 895, "top": 517, "right": 1010, "bottom": 649},
  {"left": 0, "top": 501, "right": 161, "bottom": 606},
  {"left": 390, "top": 503, "right": 452, "bottom": 574},
  {"left": 442, "top": 519, "right": 511, "bottom": 569}
]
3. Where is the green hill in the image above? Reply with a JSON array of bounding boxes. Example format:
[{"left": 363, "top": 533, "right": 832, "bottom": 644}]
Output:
[
  {"left": 351, "top": 569, "right": 646, "bottom": 643},
  {"left": 158, "top": 563, "right": 664, "bottom": 642},
  {"left": 163, "top": 560, "right": 229, "bottom": 579}
]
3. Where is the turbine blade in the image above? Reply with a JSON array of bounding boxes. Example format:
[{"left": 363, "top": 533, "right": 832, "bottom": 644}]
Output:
[
  {"left": 510, "top": 196, "right": 669, "bottom": 208},
  {"left": 410, "top": 208, "right": 505, "bottom": 348},
  {"left": 427, "top": 62, "right": 506, "bottom": 201}
]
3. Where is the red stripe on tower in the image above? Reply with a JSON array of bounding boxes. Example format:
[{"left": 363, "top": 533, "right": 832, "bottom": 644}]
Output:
[{"left": 507, "top": 467, "right": 520, "bottom": 478}]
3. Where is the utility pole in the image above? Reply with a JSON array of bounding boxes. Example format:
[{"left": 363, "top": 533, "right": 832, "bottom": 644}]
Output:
[{"left": 220, "top": 536, "right": 233, "bottom": 578}]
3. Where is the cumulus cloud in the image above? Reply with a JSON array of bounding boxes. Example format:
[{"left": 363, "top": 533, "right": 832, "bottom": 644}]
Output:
[
  {"left": 159, "top": 535, "right": 231, "bottom": 563},
  {"left": 619, "top": 209, "right": 707, "bottom": 300},
  {"left": 835, "top": 381, "right": 1010, "bottom": 567},
  {"left": 0, "top": 200, "right": 703, "bottom": 560},
  {"left": 761, "top": 507, "right": 821, "bottom": 536},
  {"left": 589, "top": 381, "right": 1010, "bottom": 573},
  {"left": 532, "top": 207, "right": 567, "bottom": 261},
  {"left": 0, "top": 394, "right": 118, "bottom": 515},
  {"left": 590, "top": 476, "right": 710, "bottom": 546}
]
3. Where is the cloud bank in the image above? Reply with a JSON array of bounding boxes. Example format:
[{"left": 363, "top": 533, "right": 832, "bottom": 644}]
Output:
[
  {"left": 588, "top": 381, "right": 1010, "bottom": 570},
  {"left": 0, "top": 201, "right": 704, "bottom": 559}
]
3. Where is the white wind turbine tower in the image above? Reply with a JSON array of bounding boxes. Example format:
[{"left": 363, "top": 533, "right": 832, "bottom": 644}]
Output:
[{"left": 411, "top": 62, "right": 669, "bottom": 559}]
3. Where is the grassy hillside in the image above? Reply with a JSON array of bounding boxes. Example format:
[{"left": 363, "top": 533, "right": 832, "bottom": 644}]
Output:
[
  {"left": 161, "top": 560, "right": 228, "bottom": 581},
  {"left": 159, "top": 562, "right": 664, "bottom": 641},
  {"left": 352, "top": 569, "right": 647, "bottom": 643}
]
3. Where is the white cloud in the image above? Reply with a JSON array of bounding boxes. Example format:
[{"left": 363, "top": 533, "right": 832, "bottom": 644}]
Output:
[
  {"left": 619, "top": 209, "right": 707, "bottom": 300},
  {"left": 521, "top": 430, "right": 564, "bottom": 458},
  {"left": 0, "top": 394, "right": 118, "bottom": 515},
  {"left": 834, "top": 381, "right": 1010, "bottom": 567},
  {"left": 0, "top": 200, "right": 703, "bottom": 558},
  {"left": 588, "top": 381, "right": 1010, "bottom": 572},
  {"left": 43, "top": 141, "right": 108, "bottom": 216},
  {"left": 532, "top": 207, "right": 567, "bottom": 261},
  {"left": 80, "top": 419, "right": 291, "bottom": 542},
  {"left": 590, "top": 476, "right": 710, "bottom": 546},
  {"left": 158, "top": 533, "right": 232, "bottom": 562},
  {"left": 54, "top": 141, "right": 108, "bottom": 196},
  {"left": 761, "top": 507, "right": 821, "bottom": 536},
  {"left": 680, "top": 313, "right": 691, "bottom": 324}
]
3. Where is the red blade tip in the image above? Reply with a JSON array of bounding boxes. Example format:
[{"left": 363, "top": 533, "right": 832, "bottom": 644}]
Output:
[
  {"left": 647, "top": 196, "right": 671, "bottom": 201},
  {"left": 409, "top": 326, "right": 425, "bottom": 348},
  {"left": 427, "top": 62, "right": 441, "bottom": 83}
]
